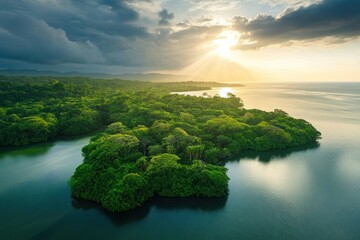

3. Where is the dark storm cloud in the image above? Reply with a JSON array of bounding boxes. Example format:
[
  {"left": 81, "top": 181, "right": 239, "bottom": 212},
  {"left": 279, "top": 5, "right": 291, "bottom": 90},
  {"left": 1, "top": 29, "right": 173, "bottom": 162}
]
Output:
[
  {"left": 0, "top": 13, "right": 104, "bottom": 64},
  {"left": 0, "top": 0, "right": 213, "bottom": 70},
  {"left": 233, "top": 0, "right": 360, "bottom": 49},
  {"left": 0, "top": 0, "right": 150, "bottom": 65},
  {"left": 158, "top": 9, "right": 175, "bottom": 26}
]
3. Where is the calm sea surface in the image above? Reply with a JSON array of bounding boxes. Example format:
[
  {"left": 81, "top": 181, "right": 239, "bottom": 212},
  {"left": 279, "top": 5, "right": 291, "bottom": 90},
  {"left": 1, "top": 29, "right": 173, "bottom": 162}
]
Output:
[{"left": 1, "top": 82, "right": 359, "bottom": 240}]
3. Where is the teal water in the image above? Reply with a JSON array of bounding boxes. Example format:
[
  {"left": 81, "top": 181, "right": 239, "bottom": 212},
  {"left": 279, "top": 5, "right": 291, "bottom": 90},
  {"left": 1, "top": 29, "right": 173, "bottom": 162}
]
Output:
[{"left": 1, "top": 82, "right": 359, "bottom": 240}]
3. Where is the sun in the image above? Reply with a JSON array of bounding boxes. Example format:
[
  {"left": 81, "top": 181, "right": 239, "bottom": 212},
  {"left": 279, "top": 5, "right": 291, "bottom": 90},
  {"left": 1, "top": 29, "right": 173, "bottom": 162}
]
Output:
[{"left": 211, "top": 30, "right": 240, "bottom": 59}]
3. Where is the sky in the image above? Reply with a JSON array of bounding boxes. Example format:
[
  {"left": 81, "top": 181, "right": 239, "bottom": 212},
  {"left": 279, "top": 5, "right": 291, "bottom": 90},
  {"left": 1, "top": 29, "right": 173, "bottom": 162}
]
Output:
[{"left": 0, "top": 0, "right": 359, "bottom": 82}]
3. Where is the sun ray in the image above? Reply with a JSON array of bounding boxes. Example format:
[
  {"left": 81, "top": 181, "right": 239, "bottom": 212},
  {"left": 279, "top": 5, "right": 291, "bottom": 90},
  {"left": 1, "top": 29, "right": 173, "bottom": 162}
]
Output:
[
  {"left": 211, "top": 30, "right": 240, "bottom": 59},
  {"left": 177, "top": 30, "right": 253, "bottom": 83}
]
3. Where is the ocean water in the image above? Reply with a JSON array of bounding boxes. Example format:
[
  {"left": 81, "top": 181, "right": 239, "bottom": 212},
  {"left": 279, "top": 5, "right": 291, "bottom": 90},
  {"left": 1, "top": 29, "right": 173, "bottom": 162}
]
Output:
[{"left": 0, "top": 82, "right": 359, "bottom": 240}]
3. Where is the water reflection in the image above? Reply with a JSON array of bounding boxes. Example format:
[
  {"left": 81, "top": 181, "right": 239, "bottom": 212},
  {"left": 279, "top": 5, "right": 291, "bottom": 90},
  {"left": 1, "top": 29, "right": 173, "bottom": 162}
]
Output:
[
  {"left": 0, "top": 130, "right": 102, "bottom": 158},
  {"left": 226, "top": 142, "right": 321, "bottom": 206},
  {"left": 72, "top": 195, "right": 228, "bottom": 226},
  {"left": 232, "top": 142, "right": 320, "bottom": 163},
  {"left": 72, "top": 197, "right": 152, "bottom": 226},
  {"left": 152, "top": 196, "right": 228, "bottom": 211},
  {"left": 232, "top": 159, "right": 311, "bottom": 202},
  {"left": 0, "top": 142, "right": 55, "bottom": 158}
]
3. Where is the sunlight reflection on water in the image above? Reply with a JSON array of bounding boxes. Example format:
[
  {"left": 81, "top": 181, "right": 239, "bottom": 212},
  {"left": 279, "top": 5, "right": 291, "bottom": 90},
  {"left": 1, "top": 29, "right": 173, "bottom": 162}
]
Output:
[{"left": 218, "top": 87, "right": 235, "bottom": 98}]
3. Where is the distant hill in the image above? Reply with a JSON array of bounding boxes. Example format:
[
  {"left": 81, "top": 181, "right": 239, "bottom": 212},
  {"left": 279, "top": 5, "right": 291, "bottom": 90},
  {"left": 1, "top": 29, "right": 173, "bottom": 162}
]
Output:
[{"left": 0, "top": 69, "right": 205, "bottom": 82}]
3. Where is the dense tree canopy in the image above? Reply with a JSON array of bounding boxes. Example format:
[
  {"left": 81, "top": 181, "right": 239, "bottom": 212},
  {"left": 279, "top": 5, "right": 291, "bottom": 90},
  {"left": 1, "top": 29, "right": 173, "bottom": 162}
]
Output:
[
  {"left": 0, "top": 76, "right": 321, "bottom": 212},
  {"left": 70, "top": 128, "right": 230, "bottom": 212},
  {"left": 0, "top": 76, "right": 229, "bottom": 146}
]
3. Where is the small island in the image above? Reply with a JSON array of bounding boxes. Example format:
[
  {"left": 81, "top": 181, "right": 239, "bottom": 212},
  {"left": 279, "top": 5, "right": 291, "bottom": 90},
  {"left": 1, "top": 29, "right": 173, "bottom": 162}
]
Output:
[{"left": 69, "top": 91, "right": 320, "bottom": 212}]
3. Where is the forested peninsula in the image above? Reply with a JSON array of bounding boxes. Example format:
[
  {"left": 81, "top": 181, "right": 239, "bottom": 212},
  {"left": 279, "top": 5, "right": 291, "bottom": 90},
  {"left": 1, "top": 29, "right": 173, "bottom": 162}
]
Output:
[{"left": 0, "top": 76, "right": 320, "bottom": 212}]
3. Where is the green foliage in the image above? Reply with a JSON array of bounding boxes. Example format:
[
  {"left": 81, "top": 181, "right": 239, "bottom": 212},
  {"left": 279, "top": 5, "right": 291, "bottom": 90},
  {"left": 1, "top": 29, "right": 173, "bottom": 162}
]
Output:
[
  {"left": 105, "top": 122, "right": 130, "bottom": 134},
  {"left": 162, "top": 127, "right": 200, "bottom": 160},
  {"left": 58, "top": 108, "right": 101, "bottom": 135},
  {"left": 70, "top": 131, "right": 229, "bottom": 212},
  {"left": 132, "top": 125, "right": 154, "bottom": 155},
  {"left": 146, "top": 154, "right": 229, "bottom": 197},
  {"left": 83, "top": 133, "right": 141, "bottom": 163},
  {"left": 148, "top": 144, "right": 165, "bottom": 156},
  {"left": 0, "top": 115, "right": 57, "bottom": 145},
  {"left": 1, "top": 76, "right": 321, "bottom": 212},
  {"left": 102, "top": 173, "right": 153, "bottom": 212}
]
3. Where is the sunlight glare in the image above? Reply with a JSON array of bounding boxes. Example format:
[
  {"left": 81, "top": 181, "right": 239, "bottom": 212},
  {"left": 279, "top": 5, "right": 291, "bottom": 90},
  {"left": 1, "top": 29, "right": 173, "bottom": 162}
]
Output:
[
  {"left": 219, "top": 87, "right": 235, "bottom": 98},
  {"left": 212, "top": 30, "right": 240, "bottom": 59}
]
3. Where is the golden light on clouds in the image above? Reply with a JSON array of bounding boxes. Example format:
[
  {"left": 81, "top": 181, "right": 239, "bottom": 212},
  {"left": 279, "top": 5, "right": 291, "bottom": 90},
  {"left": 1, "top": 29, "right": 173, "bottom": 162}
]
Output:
[{"left": 175, "top": 30, "right": 255, "bottom": 82}]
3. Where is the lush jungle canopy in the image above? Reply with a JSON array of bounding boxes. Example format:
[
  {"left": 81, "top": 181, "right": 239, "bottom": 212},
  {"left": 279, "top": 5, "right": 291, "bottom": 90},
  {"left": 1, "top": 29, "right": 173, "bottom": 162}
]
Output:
[{"left": 0, "top": 76, "right": 320, "bottom": 211}]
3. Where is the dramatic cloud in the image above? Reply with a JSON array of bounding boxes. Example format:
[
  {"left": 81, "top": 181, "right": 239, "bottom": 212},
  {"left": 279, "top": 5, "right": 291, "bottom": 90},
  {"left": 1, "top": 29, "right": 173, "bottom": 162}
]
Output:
[
  {"left": 0, "top": 0, "right": 359, "bottom": 72},
  {"left": 0, "top": 14, "right": 104, "bottom": 64},
  {"left": 0, "top": 0, "right": 221, "bottom": 70},
  {"left": 0, "top": 0, "right": 149, "bottom": 65},
  {"left": 158, "top": 9, "right": 175, "bottom": 25},
  {"left": 0, "top": 0, "right": 227, "bottom": 70},
  {"left": 233, "top": 0, "right": 360, "bottom": 49}
]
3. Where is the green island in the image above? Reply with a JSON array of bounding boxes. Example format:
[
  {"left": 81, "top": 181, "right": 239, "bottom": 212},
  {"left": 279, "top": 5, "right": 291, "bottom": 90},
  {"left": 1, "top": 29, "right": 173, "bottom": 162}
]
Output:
[{"left": 0, "top": 76, "right": 320, "bottom": 212}]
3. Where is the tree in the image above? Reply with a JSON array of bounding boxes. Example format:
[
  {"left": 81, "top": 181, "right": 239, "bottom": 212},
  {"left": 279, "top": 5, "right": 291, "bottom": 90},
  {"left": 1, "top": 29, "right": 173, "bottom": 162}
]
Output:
[
  {"left": 106, "top": 122, "right": 130, "bottom": 134},
  {"left": 163, "top": 127, "right": 200, "bottom": 157},
  {"left": 132, "top": 125, "right": 154, "bottom": 155},
  {"left": 187, "top": 144, "right": 205, "bottom": 161},
  {"left": 149, "top": 120, "right": 173, "bottom": 143},
  {"left": 84, "top": 134, "right": 140, "bottom": 164},
  {"left": 148, "top": 144, "right": 165, "bottom": 156},
  {"left": 102, "top": 173, "right": 152, "bottom": 212}
]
